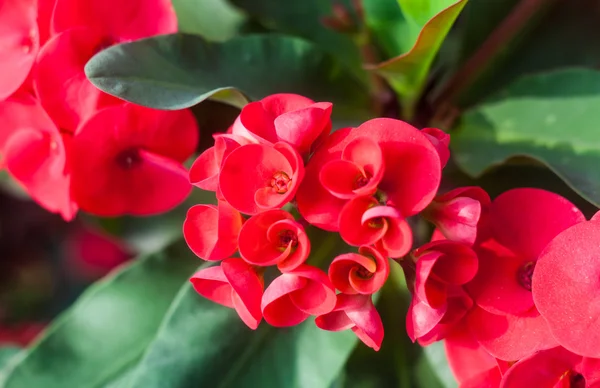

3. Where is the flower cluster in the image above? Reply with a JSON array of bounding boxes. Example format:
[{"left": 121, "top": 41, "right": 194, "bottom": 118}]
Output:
[
  {"left": 184, "top": 92, "right": 448, "bottom": 350},
  {"left": 185, "top": 92, "right": 600, "bottom": 383},
  {"left": 0, "top": 0, "right": 198, "bottom": 220},
  {"left": 408, "top": 188, "right": 600, "bottom": 386}
]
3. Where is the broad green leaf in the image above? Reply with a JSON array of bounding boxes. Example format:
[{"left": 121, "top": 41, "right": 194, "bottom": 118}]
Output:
[
  {"left": 365, "top": 0, "right": 467, "bottom": 117},
  {"left": 453, "top": 68, "right": 600, "bottom": 208},
  {"left": 125, "top": 282, "right": 357, "bottom": 388},
  {"left": 229, "top": 0, "right": 365, "bottom": 82},
  {"left": 172, "top": 0, "right": 245, "bottom": 41},
  {"left": 1, "top": 243, "right": 198, "bottom": 388},
  {"left": 0, "top": 348, "right": 20, "bottom": 370},
  {"left": 85, "top": 33, "right": 371, "bottom": 121}
]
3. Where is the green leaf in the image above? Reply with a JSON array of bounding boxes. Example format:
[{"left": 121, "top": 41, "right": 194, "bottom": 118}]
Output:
[
  {"left": 417, "top": 342, "right": 456, "bottom": 388},
  {"left": 452, "top": 68, "right": 600, "bottom": 208},
  {"left": 85, "top": 33, "right": 371, "bottom": 121},
  {"left": 365, "top": 0, "right": 467, "bottom": 117},
  {"left": 172, "top": 0, "right": 245, "bottom": 41},
  {"left": 229, "top": 0, "right": 365, "bottom": 81},
  {"left": 0, "top": 348, "right": 20, "bottom": 370},
  {"left": 125, "top": 282, "right": 357, "bottom": 388},
  {"left": 1, "top": 243, "right": 198, "bottom": 388}
]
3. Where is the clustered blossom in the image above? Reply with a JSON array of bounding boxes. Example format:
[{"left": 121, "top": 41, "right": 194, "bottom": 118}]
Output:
[
  {"left": 0, "top": 0, "right": 198, "bottom": 220},
  {"left": 185, "top": 92, "right": 445, "bottom": 350},
  {"left": 185, "top": 92, "right": 600, "bottom": 382}
]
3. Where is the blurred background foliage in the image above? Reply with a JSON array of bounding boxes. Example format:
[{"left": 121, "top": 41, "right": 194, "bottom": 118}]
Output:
[{"left": 2, "top": 0, "right": 600, "bottom": 387}]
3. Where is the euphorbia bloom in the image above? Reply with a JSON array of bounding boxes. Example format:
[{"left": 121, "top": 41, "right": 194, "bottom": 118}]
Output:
[
  {"left": 328, "top": 245, "right": 389, "bottom": 294},
  {"left": 423, "top": 186, "right": 491, "bottom": 245},
  {"left": 189, "top": 134, "right": 244, "bottom": 192},
  {"left": 319, "top": 137, "right": 385, "bottom": 199},
  {"left": 219, "top": 142, "right": 304, "bottom": 215},
  {"left": 412, "top": 240, "right": 478, "bottom": 310},
  {"left": 338, "top": 195, "right": 412, "bottom": 258},
  {"left": 0, "top": 0, "right": 38, "bottom": 99},
  {"left": 0, "top": 323, "right": 45, "bottom": 347},
  {"left": 261, "top": 265, "right": 336, "bottom": 327},
  {"left": 534, "top": 220, "right": 600, "bottom": 358},
  {"left": 183, "top": 201, "right": 243, "bottom": 261},
  {"left": 316, "top": 293, "right": 384, "bottom": 351},
  {"left": 35, "top": 0, "right": 178, "bottom": 130},
  {"left": 444, "top": 327, "right": 504, "bottom": 385},
  {"left": 297, "top": 118, "right": 441, "bottom": 231},
  {"left": 468, "top": 188, "right": 584, "bottom": 316},
  {"left": 1, "top": 93, "right": 77, "bottom": 220},
  {"left": 231, "top": 93, "right": 332, "bottom": 154},
  {"left": 421, "top": 127, "right": 450, "bottom": 168},
  {"left": 69, "top": 104, "right": 198, "bottom": 216},
  {"left": 500, "top": 347, "right": 600, "bottom": 387},
  {"left": 191, "top": 258, "right": 263, "bottom": 330},
  {"left": 238, "top": 209, "right": 309, "bottom": 272}
]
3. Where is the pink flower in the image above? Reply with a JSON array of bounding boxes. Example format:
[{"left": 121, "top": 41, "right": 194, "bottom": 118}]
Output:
[
  {"left": 316, "top": 293, "right": 384, "bottom": 351},
  {"left": 500, "top": 347, "right": 600, "bottom": 387},
  {"left": 421, "top": 127, "right": 450, "bottom": 168},
  {"left": 261, "top": 265, "right": 336, "bottom": 327},
  {"left": 189, "top": 134, "right": 243, "bottom": 192},
  {"left": 423, "top": 186, "right": 491, "bottom": 245},
  {"left": 231, "top": 93, "right": 332, "bottom": 154},
  {"left": 533, "top": 220, "right": 600, "bottom": 358},
  {"left": 69, "top": 104, "right": 198, "bottom": 216},
  {"left": 0, "top": 0, "right": 38, "bottom": 100},
  {"left": 238, "top": 209, "right": 309, "bottom": 272},
  {"left": 328, "top": 245, "right": 390, "bottom": 294},
  {"left": 190, "top": 258, "right": 263, "bottom": 330},
  {"left": 297, "top": 118, "right": 441, "bottom": 231},
  {"left": 35, "top": 0, "right": 178, "bottom": 130},
  {"left": 466, "top": 188, "right": 583, "bottom": 316},
  {"left": 219, "top": 142, "right": 304, "bottom": 215},
  {"left": 1, "top": 93, "right": 77, "bottom": 220},
  {"left": 319, "top": 137, "right": 385, "bottom": 199},
  {"left": 183, "top": 201, "right": 243, "bottom": 261},
  {"left": 338, "top": 195, "right": 412, "bottom": 258}
]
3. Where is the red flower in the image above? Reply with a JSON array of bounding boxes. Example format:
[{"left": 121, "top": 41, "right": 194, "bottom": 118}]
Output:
[
  {"left": 406, "top": 286, "right": 473, "bottom": 345},
  {"left": 35, "top": 0, "right": 177, "bottom": 130},
  {"left": 421, "top": 127, "right": 450, "bottom": 168},
  {"left": 69, "top": 104, "right": 198, "bottom": 216},
  {"left": 444, "top": 327, "right": 504, "bottom": 385},
  {"left": 238, "top": 209, "right": 309, "bottom": 272},
  {"left": 465, "top": 306, "right": 558, "bottom": 361},
  {"left": 500, "top": 347, "right": 600, "bottom": 388},
  {"left": 413, "top": 240, "right": 478, "bottom": 310},
  {"left": 467, "top": 188, "right": 584, "bottom": 316},
  {"left": 297, "top": 118, "right": 441, "bottom": 231},
  {"left": 261, "top": 265, "right": 336, "bottom": 327},
  {"left": 338, "top": 196, "right": 412, "bottom": 258},
  {"left": 1, "top": 93, "right": 77, "bottom": 220},
  {"left": 319, "top": 137, "right": 385, "bottom": 199},
  {"left": 0, "top": 0, "right": 38, "bottom": 99},
  {"left": 189, "top": 134, "right": 244, "bottom": 192},
  {"left": 328, "top": 245, "right": 390, "bottom": 294},
  {"left": 219, "top": 142, "right": 304, "bottom": 215},
  {"left": 183, "top": 201, "right": 243, "bottom": 261},
  {"left": 533, "top": 220, "right": 600, "bottom": 358},
  {"left": 231, "top": 93, "right": 332, "bottom": 154},
  {"left": 315, "top": 293, "right": 384, "bottom": 351},
  {"left": 423, "top": 186, "right": 491, "bottom": 245},
  {"left": 191, "top": 258, "right": 264, "bottom": 330}
]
